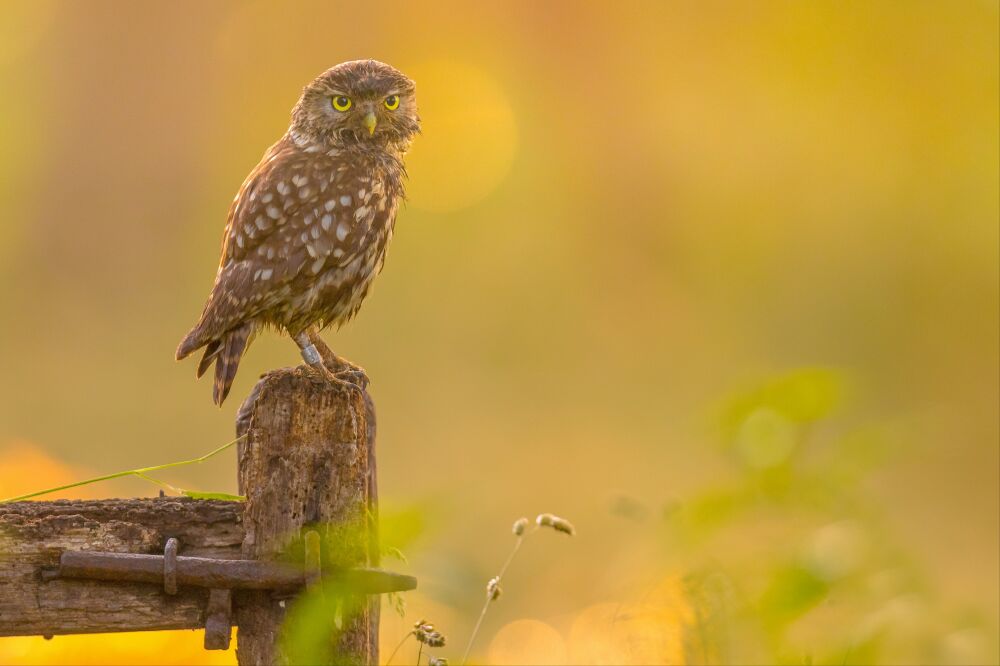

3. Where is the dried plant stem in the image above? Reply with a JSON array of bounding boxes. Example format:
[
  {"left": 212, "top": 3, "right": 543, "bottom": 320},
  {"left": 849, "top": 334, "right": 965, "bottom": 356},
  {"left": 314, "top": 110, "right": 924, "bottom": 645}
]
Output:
[
  {"left": 417, "top": 642, "right": 424, "bottom": 665},
  {"left": 0, "top": 435, "right": 245, "bottom": 503},
  {"left": 461, "top": 534, "right": 525, "bottom": 664},
  {"left": 497, "top": 532, "right": 525, "bottom": 580},
  {"left": 384, "top": 631, "right": 413, "bottom": 666},
  {"left": 462, "top": 593, "right": 493, "bottom": 665}
]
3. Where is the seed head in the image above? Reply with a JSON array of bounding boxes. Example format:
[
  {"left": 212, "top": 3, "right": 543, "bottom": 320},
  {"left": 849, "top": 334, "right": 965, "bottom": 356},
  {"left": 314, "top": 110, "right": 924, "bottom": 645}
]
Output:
[
  {"left": 536, "top": 513, "right": 576, "bottom": 536},
  {"left": 512, "top": 517, "right": 529, "bottom": 536},
  {"left": 414, "top": 620, "right": 446, "bottom": 648},
  {"left": 429, "top": 657, "right": 448, "bottom": 666},
  {"left": 487, "top": 575, "right": 502, "bottom": 601}
]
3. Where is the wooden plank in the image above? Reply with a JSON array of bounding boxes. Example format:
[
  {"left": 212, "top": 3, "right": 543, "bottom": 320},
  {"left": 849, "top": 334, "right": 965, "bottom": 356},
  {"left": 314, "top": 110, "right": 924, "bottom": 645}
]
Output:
[{"left": 0, "top": 497, "right": 243, "bottom": 636}]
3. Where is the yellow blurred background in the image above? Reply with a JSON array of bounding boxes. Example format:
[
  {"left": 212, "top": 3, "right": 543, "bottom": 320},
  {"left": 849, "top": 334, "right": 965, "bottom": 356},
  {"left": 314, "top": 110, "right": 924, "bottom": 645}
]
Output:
[{"left": 0, "top": 1, "right": 997, "bottom": 664}]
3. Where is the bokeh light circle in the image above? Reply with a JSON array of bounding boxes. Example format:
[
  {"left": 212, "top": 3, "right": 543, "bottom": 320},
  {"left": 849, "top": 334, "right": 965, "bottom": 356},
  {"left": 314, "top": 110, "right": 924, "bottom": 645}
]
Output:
[
  {"left": 487, "top": 618, "right": 567, "bottom": 665},
  {"left": 403, "top": 59, "right": 518, "bottom": 213},
  {"left": 568, "top": 579, "right": 694, "bottom": 665}
]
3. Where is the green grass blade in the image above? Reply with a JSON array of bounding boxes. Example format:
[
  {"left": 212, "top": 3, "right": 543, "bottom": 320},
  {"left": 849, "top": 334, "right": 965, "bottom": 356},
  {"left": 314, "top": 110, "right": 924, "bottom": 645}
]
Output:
[
  {"left": 0, "top": 435, "right": 245, "bottom": 503},
  {"left": 181, "top": 490, "right": 245, "bottom": 501}
]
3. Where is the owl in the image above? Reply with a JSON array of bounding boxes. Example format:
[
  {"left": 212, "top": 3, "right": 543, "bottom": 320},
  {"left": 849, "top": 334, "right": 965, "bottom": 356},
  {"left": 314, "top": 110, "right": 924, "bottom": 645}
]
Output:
[{"left": 176, "top": 60, "right": 419, "bottom": 405}]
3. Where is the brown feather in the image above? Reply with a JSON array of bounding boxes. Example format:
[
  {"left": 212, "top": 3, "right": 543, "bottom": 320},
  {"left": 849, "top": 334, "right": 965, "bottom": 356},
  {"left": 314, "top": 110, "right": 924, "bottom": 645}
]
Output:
[
  {"left": 196, "top": 340, "right": 222, "bottom": 378},
  {"left": 212, "top": 324, "right": 253, "bottom": 406}
]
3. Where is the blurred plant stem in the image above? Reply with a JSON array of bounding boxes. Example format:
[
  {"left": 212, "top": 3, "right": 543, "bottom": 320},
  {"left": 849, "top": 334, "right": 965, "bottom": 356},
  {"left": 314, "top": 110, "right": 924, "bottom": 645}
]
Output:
[
  {"left": 384, "top": 632, "right": 412, "bottom": 666},
  {"left": 462, "top": 530, "right": 525, "bottom": 664}
]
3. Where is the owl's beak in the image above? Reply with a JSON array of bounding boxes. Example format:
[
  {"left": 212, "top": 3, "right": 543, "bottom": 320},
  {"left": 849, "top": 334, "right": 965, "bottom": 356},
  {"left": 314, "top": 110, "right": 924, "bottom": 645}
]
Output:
[{"left": 362, "top": 111, "right": 377, "bottom": 136}]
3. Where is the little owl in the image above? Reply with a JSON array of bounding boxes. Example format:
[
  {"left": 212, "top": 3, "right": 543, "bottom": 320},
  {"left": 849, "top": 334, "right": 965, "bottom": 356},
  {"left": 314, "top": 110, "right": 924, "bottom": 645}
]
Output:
[{"left": 176, "top": 60, "right": 419, "bottom": 405}]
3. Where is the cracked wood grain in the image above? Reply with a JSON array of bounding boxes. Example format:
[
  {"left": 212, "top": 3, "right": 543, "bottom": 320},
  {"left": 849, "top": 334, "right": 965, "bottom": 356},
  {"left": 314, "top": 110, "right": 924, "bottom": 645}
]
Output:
[{"left": 235, "top": 366, "right": 377, "bottom": 666}]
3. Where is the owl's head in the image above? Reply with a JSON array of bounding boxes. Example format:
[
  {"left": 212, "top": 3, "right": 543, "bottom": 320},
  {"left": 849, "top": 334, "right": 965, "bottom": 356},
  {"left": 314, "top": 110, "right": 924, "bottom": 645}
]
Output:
[{"left": 291, "top": 60, "right": 419, "bottom": 151}]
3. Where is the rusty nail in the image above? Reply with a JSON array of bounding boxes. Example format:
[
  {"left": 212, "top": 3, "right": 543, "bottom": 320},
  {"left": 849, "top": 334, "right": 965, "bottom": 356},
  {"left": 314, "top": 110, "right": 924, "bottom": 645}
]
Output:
[{"left": 163, "top": 537, "right": 178, "bottom": 595}]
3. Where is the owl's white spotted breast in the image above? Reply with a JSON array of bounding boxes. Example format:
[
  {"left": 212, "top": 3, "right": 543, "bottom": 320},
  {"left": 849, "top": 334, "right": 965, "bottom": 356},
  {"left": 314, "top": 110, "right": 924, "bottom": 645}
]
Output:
[{"left": 201, "top": 135, "right": 403, "bottom": 337}]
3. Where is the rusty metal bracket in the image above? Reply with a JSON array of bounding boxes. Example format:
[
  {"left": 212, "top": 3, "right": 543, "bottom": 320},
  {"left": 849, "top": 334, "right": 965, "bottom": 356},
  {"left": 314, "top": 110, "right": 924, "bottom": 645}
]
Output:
[
  {"left": 42, "top": 530, "right": 416, "bottom": 650},
  {"left": 204, "top": 588, "right": 233, "bottom": 650},
  {"left": 163, "top": 537, "right": 230, "bottom": 649}
]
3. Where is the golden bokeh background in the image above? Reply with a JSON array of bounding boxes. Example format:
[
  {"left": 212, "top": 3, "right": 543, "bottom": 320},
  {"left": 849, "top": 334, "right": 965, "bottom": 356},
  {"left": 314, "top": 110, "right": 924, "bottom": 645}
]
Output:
[{"left": 0, "top": 1, "right": 997, "bottom": 664}]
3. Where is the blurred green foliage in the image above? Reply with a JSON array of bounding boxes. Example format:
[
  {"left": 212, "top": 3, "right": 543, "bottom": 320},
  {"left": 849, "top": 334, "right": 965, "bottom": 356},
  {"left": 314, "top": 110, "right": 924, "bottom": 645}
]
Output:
[
  {"left": 661, "top": 369, "right": 999, "bottom": 665},
  {"left": 274, "top": 507, "right": 429, "bottom": 665}
]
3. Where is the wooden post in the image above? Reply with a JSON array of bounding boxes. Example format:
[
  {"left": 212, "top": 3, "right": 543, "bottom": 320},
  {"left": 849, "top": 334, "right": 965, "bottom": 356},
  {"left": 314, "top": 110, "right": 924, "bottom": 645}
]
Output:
[{"left": 235, "top": 366, "right": 378, "bottom": 666}]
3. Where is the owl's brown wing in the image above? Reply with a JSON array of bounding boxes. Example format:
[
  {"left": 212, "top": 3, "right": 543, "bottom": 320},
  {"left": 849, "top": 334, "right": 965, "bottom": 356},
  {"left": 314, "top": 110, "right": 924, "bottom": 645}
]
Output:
[
  {"left": 178, "top": 136, "right": 383, "bottom": 355},
  {"left": 176, "top": 139, "right": 295, "bottom": 353}
]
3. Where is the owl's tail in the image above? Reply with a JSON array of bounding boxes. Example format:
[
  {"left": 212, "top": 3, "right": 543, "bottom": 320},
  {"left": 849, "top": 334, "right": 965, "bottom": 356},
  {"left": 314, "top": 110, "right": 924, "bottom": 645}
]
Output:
[{"left": 176, "top": 322, "right": 253, "bottom": 406}]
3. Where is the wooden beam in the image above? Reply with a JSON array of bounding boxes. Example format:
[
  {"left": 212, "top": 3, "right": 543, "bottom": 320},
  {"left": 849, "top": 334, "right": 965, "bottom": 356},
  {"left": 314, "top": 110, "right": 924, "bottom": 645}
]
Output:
[{"left": 0, "top": 497, "right": 243, "bottom": 636}]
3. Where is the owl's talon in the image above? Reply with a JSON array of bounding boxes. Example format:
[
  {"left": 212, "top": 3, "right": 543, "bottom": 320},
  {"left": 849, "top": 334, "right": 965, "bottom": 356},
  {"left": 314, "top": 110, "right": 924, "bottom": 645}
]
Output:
[
  {"left": 318, "top": 352, "right": 369, "bottom": 391},
  {"left": 305, "top": 363, "right": 363, "bottom": 395},
  {"left": 333, "top": 366, "right": 369, "bottom": 391}
]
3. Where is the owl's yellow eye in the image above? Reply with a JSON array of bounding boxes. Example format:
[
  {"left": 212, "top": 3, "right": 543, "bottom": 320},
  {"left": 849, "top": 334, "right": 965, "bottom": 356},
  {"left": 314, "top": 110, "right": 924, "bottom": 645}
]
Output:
[
  {"left": 384, "top": 95, "right": 399, "bottom": 110},
  {"left": 332, "top": 96, "right": 352, "bottom": 112}
]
